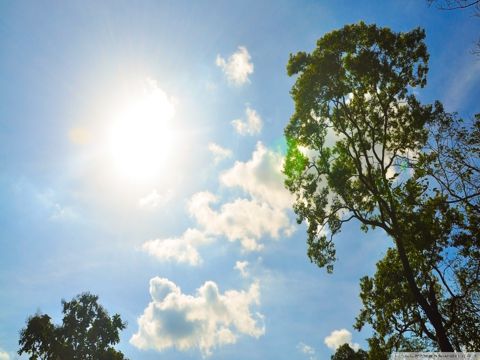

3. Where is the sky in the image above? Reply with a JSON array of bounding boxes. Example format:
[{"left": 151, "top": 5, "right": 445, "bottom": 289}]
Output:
[{"left": 0, "top": 1, "right": 479, "bottom": 359}]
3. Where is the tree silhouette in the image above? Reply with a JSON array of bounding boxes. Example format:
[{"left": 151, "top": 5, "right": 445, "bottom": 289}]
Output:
[{"left": 19, "top": 292, "right": 128, "bottom": 360}]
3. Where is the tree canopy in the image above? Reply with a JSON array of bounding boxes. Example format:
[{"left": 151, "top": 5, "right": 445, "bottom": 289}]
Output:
[
  {"left": 284, "top": 21, "right": 480, "bottom": 355},
  {"left": 331, "top": 344, "right": 368, "bottom": 360},
  {"left": 18, "top": 292, "right": 128, "bottom": 360}
]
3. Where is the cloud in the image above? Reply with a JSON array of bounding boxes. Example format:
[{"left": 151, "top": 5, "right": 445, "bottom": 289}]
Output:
[
  {"left": 234, "top": 261, "right": 249, "bottom": 278},
  {"left": 138, "top": 189, "right": 174, "bottom": 209},
  {"left": 324, "top": 329, "right": 360, "bottom": 351},
  {"left": 143, "top": 144, "right": 295, "bottom": 262},
  {"left": 220, "top": 142, "right": 293, "bottom": 209},
  {"left": 142, "top": 228, "right": 212, "bottom": 266},
  {"left": 188, "top": 192, "right": 293, "bottom": 251},
  {"left": 444, "top": 57, "right": 480, "bottom": 111},
  {"left": 216, "top": 46, "right": 254, "bottom": 86},
  {"left": 231, "top": 106, "right": 262, "bottom": 136},
  {"left": 208, "top": 143, "right": 232, "bottom": 164},
  {"left": 0, "top": 349, "right": 10, "bottom": 360},
  {"left": 36, "top": 189, "right": 77, "bottom": 221},
  {"left": 130, "top": 277, "right": 264, "bottom": 357},
  {"left": 297, "top": 342, "right": 316, "bottom": 360}
]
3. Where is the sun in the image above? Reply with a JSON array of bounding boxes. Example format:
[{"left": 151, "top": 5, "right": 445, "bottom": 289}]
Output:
[{"left": 107, "top": 81, "right": 176, "bottom": 184}]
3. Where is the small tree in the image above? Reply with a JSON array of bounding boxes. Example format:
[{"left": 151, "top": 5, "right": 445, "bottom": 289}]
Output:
[
  {"left": 19, "top": 292, "right": 128, "bottom": 360},
  {"left": 331, "top": 344, "right": 368, "bottom": 360}
]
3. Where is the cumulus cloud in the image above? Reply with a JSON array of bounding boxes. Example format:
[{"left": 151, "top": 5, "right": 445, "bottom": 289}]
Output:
[
  {"left": 324, "top": 329, "right": 360, "bottom": 351},
  {"left": 142, "top": 143, "right": 295, "bottom": 262},
  {"left": 208, "top": 143, "right": 232, "bottom": 164},
  {"left": 142, "top": 228, "right": 212, "bottom": 266},
  {"left": 138, "top": 189, "right": 174, "bottom": 209},
  {"left": 130, "top": 277, "right": 264, "bottom": 357},
  {"left": 216, "top": 46, "right": 254, "bottom": 86},
  {"left": 188, "top": 191, "right": 293, "bottom": 251},
  {"left": 220, "top": 142, "right": 293, "bottom": 209},
  {"left": 234, "top": 261, "right": 249, "bottom": 278},
  {"left": 231, "top": 106, "right": 262, "bottom": 136},
  {"left": 297, "top": 342, "right": 316, "bottom": 360}
]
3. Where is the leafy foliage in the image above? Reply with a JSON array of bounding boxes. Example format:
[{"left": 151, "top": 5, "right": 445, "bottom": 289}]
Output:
[
  {"left": 331, "top": 344, "right": 368, "bottom": 360},
  {"left": 284, "top": 21, "right": 480, "bottom": 354},
  {"left": 19, "top": 293, "right": 128, "bottom": 360}
]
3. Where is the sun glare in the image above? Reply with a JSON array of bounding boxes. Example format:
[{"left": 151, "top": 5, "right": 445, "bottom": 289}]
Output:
[{"left": 108, "top": 81, "right": 176, "bottom": 184}]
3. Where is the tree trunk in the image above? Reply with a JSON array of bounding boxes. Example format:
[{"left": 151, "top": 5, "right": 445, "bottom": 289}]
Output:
[{"left": 394, "top": 238, "right": 454, "bottom": 352}]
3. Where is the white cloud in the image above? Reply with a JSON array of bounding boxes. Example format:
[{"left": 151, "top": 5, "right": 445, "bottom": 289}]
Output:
[
  {"left": 297, "top": 342, "right": 316, "bottom": 360},
  {"left": 324, "top": 329, "right": 360, "bottom": 351},
  {"left": 143, "top": 143, "right": 295, "bottom": 262},
  {"left": 234, "top": 261, "right": 249, "bottom": 278},
  {"left": 138, "top": 189, "right": 174, "bottom": 209},
  {"left": 208, "top": 143, "right": 232, "bottom": 164},
  {"left": 0, "top": 349, "right": 10, "bottom": 360},
  {"left": 220, "top": 142, "right": 293, "bottom": 210},
  {"left": 188, "top": 192, "right": 293, "bottom": 251},
  {"left": 216, "top": 46, "right": 254, "bottom": 86},
  {"left": 231, "top": 106, "right": 262, "bottom": 136},
  {"left": 130, "top": 277, "right": 264, "bottom": 357},
  {"left": 142, "top": 228, "right": 212, "bottom": 266}
]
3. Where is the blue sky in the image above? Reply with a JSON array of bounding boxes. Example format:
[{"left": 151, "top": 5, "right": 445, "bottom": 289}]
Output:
[{"left": 0, "top": 1, "right": 479, "bottom": 359}]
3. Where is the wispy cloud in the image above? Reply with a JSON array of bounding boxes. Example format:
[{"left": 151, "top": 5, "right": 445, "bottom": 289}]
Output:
[
  {"left": 231, "top": 106, "right": 262, "bottom": 136},
  {"left": 324, "top": 329, "right": 360, "bottom": 351},
  {"left": 443, "top": 57, "right": 480, "bottom": 111},
  {"left": 141, "top": 228, "right": 211, "bottom": 266},
  {"left": 297, "top": 342, "right": 317, "bottom": 360},
  {"left": 216, "top": 46, "right": 254, "bottom": 86},
  {"left": 130, "top": 278, "right": 264, "bottom": 357},
  {"left": 36, "top": 189, "right": 77, "bottom": 222},
  {"left": 208, "top": 143, "right": 232, "bottom": 164},
  {"left": 138, "top": 189, "right": 174, "bottom": 209}
]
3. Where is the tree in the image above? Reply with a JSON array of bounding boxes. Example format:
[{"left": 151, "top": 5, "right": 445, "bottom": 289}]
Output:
[
  {"left": 331, "top": 344, "right": 368, "bottom": 360},
  {"left": 354, "top": 115, "right": 480, "bottom": 355},
  {"left": 19, "top": 292, "right": 128, "bottom": 360},
  {"left": 284, "top": 22, "right": 479, "bottom": 353}
]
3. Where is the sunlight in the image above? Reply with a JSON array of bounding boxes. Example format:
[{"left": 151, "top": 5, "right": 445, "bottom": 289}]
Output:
[{"left": 107, "top": 80, "right": 176, "bottom": 184}]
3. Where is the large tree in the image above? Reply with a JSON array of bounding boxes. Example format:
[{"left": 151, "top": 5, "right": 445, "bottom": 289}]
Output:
[
  {"left": 18, "top": 292, "right": 128, "bottom": 360},
  {"left": 354, "top": 114, "right": 480, "bottom": 354},
  {"left": 284, "top": 22, "right": 479, "bottom": 353}
]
